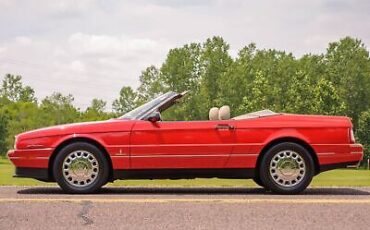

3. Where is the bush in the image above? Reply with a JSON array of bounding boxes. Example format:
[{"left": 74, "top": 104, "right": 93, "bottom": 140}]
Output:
[
  {"left": 0, "top": 113, "right": 8, "bottom": 155},
  {"left": 357, "top": 109, "right": 370, "bottom": 162}
]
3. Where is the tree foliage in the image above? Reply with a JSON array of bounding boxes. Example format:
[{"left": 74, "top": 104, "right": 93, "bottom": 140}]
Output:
[
  {"left": 325, "top": 37, "right": 370, "bottom": 125},
  {"left": 0, "top": 74, "right": 36, "bottom": 103},
  {"left": 357, "top": 110, "right": 370, "bottom": 160},
  {"left": 82, "top": 99, "right": 112, "bottom": 121},
  {"left": 0, "top": 36, "right": 369, "bottom": 161},
  {"left": 40, "top": 92, "right": 80, "bottom": 125},
  {"left": 112, "top": 86, "right": 137, "bottom": 115},
  {"left": 0, "top": 112, "right": 8, "bottom": 155}
]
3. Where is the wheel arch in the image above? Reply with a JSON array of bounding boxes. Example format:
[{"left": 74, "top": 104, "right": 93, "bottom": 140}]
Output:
[
  {"left": 255, "top": 137, "right": 320, "bottom": 176},
  {"left": 48, "top": 137, "right": 114, "bottom": 182}
]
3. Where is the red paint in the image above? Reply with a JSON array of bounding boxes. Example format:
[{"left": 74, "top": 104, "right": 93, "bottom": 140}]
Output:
[{"left": 8, "top": 113, "right": 363, "bottom": 172}]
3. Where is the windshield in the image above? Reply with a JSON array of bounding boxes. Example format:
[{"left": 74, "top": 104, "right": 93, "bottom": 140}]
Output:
[{"left": 120, "top": 92, "right": 176, "bottom": 120}]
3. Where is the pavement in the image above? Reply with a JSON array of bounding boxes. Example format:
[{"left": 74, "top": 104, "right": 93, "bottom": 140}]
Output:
[{"left": 0, "top": 186, "right": 370, "bottom": 230}]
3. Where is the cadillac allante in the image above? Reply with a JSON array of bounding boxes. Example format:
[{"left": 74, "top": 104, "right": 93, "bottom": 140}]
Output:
[{"left": 8, "top": 91, "right": 363, "bottom": 194}]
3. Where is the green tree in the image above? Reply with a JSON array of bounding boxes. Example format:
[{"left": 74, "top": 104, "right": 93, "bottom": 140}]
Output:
[
  {"left": 0, "top": 74, "right": 36, "bottom": 102},
  {"left": 112, "top": 86, "right": 137, "bottom": 115},
  {"left": 220, "top": 47, "right": 298, "bottom": 116},
  {"left": 137, "top": 66, "right": 163, "bottom": 103},
  {"left": 325, "top": 37, "right": 370, "bottom": 125},
  {"left": 239, "top": 71, "right": 277, "bottom": 112},
  {"left": 0, "top": 112, "right": 8, "bottom": 154},
  {"left": 0, "top": 74, "right": 37, "bottom": 102},
  {"left": 40, "top": 92, "right": 80, "bottom": 125},
  {"left": 160, "top": 43, "right": 201, "bottom": 92},
  {"left": 81, "top": 98, "right": 112, "bottom": 121},
  {"left": 2, "top": 101, "right": 43, "bottom": 149},
  {"left": 160, "top": 43, "right": 202, "bottom": 121},
  {"left": 196, "top": 36, "right": 233, "bottom": 119},
  {"left": 218, "top": 43, "right": 257, "bottom": 115},
  {"left": 1, "top": 74, "right": 23, "bottom": 101},
  {"left": 311, "top": 78, "right": 346, "bottom": 115},
  {"left": 357, "top": 109, "right": 370, "bottom": 161}
]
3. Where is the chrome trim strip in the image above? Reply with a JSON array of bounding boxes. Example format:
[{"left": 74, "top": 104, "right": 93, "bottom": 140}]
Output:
[
  {"left": 8, "top": 156, "right": 50, "bottom": 160},
  {"left": 313, "top": 144, "right": 342, "bottom": 146},
  {"left": 231, "top": 154, "right": 259, "bottom": 157},
  {"left": 26, "top": 144, "right": 46, "bottom": 148},
  {"left": 8, "top": 157, "right": 22, "bottom": 159},
  {"left": 127, "top": 143, "right": 262, "bottom": 147},
  {"left": 130, "top": 154, "right": 258, "bottom": 158},
  {"left": 317, "top": 152, "right": 336, "bottom": 156},
  {"left": 18, "top": 148, "right": 54, "bottom": 151}
]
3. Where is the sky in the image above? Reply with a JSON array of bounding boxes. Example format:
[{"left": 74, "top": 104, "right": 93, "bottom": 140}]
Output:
[{"left": 0, "top": 0, "right": 369, "bottom": 110}]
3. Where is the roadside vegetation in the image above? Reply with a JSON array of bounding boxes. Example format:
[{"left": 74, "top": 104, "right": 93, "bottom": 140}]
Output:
[
  {"left": 0, "top": 36, "right": 370, "bottom": 165},
  {"left": 1, "top": 158, "right": 369, "bottom": 187}
]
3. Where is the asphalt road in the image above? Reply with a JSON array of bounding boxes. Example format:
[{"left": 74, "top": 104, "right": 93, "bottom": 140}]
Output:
[{"left": 0, "top": 186, "right": 370, "bottom": 230}]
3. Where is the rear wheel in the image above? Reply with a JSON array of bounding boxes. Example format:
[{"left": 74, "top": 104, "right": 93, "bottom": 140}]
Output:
[
  {"left": 259, "top": 142, "right": 314, "bottom": 194},
  {"left": 53, "top": 142, "right": 109, "bottom": 194}
]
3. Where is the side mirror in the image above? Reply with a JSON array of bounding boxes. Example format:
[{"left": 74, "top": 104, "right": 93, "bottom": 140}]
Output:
[{"left": 147, "top": 112, "right": 161, "bottom": 122}]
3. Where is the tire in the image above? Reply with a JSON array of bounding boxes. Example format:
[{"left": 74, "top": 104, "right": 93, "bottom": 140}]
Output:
[
  {"left": 259, "top": 142, "right": 314, "bottom": 194},
  {"left": 252, "top": 175, "right": 265, "bottom": 188},
  {"left": 53, "top": 142, "right": 109, "bottom": 194}
]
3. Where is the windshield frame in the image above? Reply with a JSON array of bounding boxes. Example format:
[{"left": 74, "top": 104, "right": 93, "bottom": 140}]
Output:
[{"left": 119, "top": 92, "right": 180, "bottom": 120}]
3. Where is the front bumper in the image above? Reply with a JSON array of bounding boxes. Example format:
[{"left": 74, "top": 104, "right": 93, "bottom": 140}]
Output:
[
  {"left": 7, "top": 148, "right": 54, "bottom": 168},
  {"left": 7, "top": 148, "right": 54, "bottom": 182},
  {"left": 14, "top": 167, "right": 51, "bottom": 182}
]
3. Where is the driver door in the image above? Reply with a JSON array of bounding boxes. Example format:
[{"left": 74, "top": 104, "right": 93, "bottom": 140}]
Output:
[{"left": 129, "top": 120, "right": 236, "bottom": 169}]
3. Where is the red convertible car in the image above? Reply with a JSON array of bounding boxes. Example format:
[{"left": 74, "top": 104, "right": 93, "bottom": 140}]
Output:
[{"left": 8, "top": 91, "right": 363, "bottom": 194}]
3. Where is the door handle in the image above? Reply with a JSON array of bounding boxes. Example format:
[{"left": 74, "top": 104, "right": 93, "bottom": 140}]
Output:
[{"left": 215, "top": 124, "right": 234, "bottom": 130}]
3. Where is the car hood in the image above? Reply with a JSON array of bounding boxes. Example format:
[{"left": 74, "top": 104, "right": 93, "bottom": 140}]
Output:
[{"left": 16, "top": 119, "right": 135, "bottom": 141}]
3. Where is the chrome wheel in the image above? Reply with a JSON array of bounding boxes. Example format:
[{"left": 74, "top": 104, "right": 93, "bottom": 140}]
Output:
[
  {"left": 269, "top": 150, "right": 306, "bottom": 187},
  {"left": 62, "top": 150, "right": 99, "bottom": 187}
]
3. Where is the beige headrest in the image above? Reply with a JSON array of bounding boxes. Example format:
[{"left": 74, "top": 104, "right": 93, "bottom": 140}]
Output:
[
  {"left": 209, "top": 107, "right": 219, "bottom": 120},
  {"left": 219, "top": 105, "right": 230, "bottom": 120}
]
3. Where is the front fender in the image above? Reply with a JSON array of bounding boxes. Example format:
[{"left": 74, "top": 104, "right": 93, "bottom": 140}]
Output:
[{"left": 51, "top": 132, "right": 130, "bottom": 170}]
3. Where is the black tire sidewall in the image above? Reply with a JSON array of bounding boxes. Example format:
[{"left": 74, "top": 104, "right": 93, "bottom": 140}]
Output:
[
  {"left": 259, "top": 142, "right": 314, "bottom": 194},
  {"left": 252, "top": 176, "right": 265, "bottom": 188},
  {"left": 53, "top": 142, "right": 109, "bottom": 194}
]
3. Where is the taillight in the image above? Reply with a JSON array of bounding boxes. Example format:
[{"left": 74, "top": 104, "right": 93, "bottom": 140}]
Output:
[
  {"left": 350, "top": 128, "right": 355, "bottom": 143},
  {"left": 14, "top": 136, "right": 18, "bottom": 149}
]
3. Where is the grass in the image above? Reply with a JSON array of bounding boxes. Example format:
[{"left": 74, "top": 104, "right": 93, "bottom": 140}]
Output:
[{"left": 1, "top": 158, "right": 370, "bottom": 187}]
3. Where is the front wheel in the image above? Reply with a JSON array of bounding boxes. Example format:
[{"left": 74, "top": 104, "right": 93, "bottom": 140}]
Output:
[
  {"left": 259, "top": 142, "right": 314, "bottom": 194},
  {"left": 53, "top": 142, "right": 109, "bottom": 194}
]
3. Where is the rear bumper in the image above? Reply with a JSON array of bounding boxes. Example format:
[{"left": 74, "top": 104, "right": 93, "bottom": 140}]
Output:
[
  {"left": 313, "top": 143, "right": 364, "bottom": 172},
  {"left": 319, "top": 161, "right": 362, "bottom": 173}
]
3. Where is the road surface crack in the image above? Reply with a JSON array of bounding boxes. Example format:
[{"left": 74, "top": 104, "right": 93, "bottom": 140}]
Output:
[{"left": 78, "top": 201, "right": 94, "bottom": 226}]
